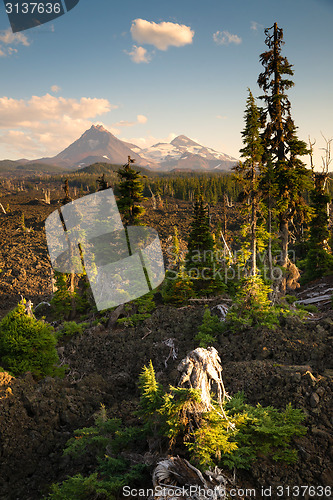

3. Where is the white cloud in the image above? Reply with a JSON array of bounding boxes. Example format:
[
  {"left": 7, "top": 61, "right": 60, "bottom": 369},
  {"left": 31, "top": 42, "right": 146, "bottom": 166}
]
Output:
[
  {"left": 113, "top": 114, "right": 148, "bottom": 128},
  {"left": 131, "top": 18, "right": 194, "bottom": 51},
  {"left": 114, "top": 120, "right": 134, "bottom": 127},
  {"left": 251, "top": 21, "right": 264, "bottom": 32},
  {"left": 0, "top": 29, "right": 30, "bottom": 46},
  {"left": 127, "top": 45, "right": 151, "bottom": 63},
  {"left": 216, "top": 115, "right": 227, "bottom": 120},
  {"left": 0, "top": 94, "right": 116, "bottom": 158},
  {"left": 0, "top": 28, "right": 30, "bottom": 57},
  {"left": 0, "top": 94, "right": 113, "bottom": 127},
  {"left": 137, "top": 114, "right": 148, "bottom": 124},
  {"left": 121, "top": 133, "right": 177, "bottom": 149},
  {"left": 51, "top": 85, "right": 61, "bottom": 93},
  {"left": 213, "top": 30, "right": 242, "bottom": 46}
]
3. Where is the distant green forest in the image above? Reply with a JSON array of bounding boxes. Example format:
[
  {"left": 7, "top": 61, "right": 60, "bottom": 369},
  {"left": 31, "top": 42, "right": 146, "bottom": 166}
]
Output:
[
  {"left": 2, "top": 160, "right": 333, "bottom": 204},
  {"left": 0, "top": 160, "right": 66, "bottom": 174},
  {"left": 49, "top": 162, "right": 241, "bottom": 203},
  {"left": 45, "top": 162, "right": 333, "bottom": 204}
]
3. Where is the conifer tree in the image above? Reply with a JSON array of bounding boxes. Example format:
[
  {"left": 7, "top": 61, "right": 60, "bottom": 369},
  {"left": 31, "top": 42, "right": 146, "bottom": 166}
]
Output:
[
  {"left": 185, "top": 195, "right": 225, "bottom": 295},
  {"left": 302, "top": 138, "right": 333, "bottom": 281},
  {"left": 234, "top": 89, "right": 263, "bottom": 276},
  {"left": 117, "top": 156, "right": 145, "bottom": 226},
  {"left": 185, "top": 195, "right": 214, "bottom": 273},
  {"left": 97, "top": 173, "right": 108, "bottom": 191},
  {"left": 258, "top": 23, "right": 310, "bottom": 270}
]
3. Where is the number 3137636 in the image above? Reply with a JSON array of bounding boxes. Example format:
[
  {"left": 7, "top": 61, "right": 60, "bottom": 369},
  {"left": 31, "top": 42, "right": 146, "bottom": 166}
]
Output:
[
  {"left": 276, "top": 486, "right": 331, "bottom": 497},
  {"left": 5, "top": 3, "right": 62, "bottom": 14}
]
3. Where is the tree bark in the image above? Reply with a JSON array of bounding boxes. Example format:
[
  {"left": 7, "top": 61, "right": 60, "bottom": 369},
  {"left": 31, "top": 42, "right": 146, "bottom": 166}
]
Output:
[{"left": 280, "top": 217, "right": 289, "bottom": 268}]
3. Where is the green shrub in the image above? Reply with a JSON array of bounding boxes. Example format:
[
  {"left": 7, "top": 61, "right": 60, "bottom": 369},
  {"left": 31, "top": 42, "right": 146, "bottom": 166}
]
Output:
[
  {"left": 116, "top": 292, "right": 156, "bottom": 327},
  {"left": 188, "top": 406, "right": 244, "bottom": 467},
  {"left": 51, "top": 272, "right": 93, "bottom": 320},
  {"left": 56, "top": 321, "right": 88, "bottom": 339},
  {"left": 117, "top": 313, "right": 151, "bottom": 328},
  {"left": 137, "top": 360, "right": 166, "bottom": 429},
  {"left": 299, "top": 248, "right": 333, "bottom": 284},
  {"left": 195, "top": 307, "right": 222, "bottom": 347},
  {"left": 50, "top": 272, "right": 76, "bottom": 319},
  {"left": 222, "top": 392, "right": 307, "bottom": 469},
  {"left": 0, "top": 302, "right": 61, "bottom": 377},
  {"left": 48, "top": 473, "right": 104, "bottom": 500},
  {"left": 224, "top": 275, "right": 279, "bottom": 332},
  {"left": 161, "top": 270, "right": 195, "bottom": 306},
  {"left": 295, "top": 303, "right": 318, "bottom": 314},
  {"left": 47, "top": 406, "right": 149, "bottom": 500},
  {"left": 284, "top": 294, "right": 297, "bottom": 304},
  {"left": 134, "top": 292, "right": 156, "bottom": 314}
]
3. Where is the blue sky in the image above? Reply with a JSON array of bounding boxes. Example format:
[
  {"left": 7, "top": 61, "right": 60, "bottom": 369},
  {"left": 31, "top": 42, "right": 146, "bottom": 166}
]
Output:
[{"left": 0, "top": 0, "right": 332, "bottom": 166}]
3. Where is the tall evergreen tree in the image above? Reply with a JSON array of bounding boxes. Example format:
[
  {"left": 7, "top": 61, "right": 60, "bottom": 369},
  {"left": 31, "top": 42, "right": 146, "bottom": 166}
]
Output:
[
  {"left": 186, "top": 195, "right": 214, "bottom": 272},
  {"left": 258, "top": 23, "right": 310, "bottom": 270},
  {"left": 234, "top": 89, "right": 264, "bottom": 276},
  {"left": 117, "top": 156, "right": 145, "bottom": 226},
  {"left": 184, "top": 195, "right": 226, "bottom": 295}
]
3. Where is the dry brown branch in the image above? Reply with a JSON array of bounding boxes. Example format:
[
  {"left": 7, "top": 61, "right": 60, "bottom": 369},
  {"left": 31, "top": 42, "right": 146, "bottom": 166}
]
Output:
[{"left": 141, "top": 328, "right": 152, "bottom": 340}]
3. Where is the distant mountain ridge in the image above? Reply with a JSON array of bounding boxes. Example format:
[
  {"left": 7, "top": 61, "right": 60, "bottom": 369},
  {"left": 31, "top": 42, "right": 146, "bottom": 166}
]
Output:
[{"left": 7, "top": 125, "right": 238, "bottom": 172}]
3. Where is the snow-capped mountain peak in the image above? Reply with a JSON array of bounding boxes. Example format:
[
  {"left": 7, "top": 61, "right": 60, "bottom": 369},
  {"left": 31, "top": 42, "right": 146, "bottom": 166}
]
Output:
[{"left": 139, "top": 135, "right": 237, "bottom": 171}]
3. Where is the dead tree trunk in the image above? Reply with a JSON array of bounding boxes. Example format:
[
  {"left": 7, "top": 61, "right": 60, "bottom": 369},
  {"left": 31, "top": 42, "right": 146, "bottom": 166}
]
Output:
[
  {"left": 148, "top": 186, "right": 157, "bottom": 209},
  {"left": 177, "top": 347, "right": 231, "bottom": 422}
]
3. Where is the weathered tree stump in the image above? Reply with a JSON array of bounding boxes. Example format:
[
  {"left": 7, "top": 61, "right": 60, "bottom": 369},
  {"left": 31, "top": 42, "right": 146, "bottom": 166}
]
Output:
[{"left": 177, "top": 347, "right": 229, "bottom": 412}]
